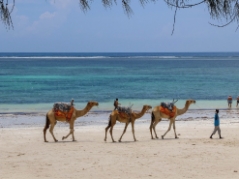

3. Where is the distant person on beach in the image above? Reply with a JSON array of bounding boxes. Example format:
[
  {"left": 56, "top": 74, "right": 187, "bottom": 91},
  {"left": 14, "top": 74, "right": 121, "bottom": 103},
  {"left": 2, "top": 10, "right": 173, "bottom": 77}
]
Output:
[
  {"left": 210, "top": 109, "right": 222, "bottom": 139},
  {"left": 227, "top": 96, "right": 232, "bottom": 108},
  {"left": 237, "top": 96, "right": 239, "bottom": 107},
  {"left": 114, "top": 98, "right": 120, "bottom": 110}
]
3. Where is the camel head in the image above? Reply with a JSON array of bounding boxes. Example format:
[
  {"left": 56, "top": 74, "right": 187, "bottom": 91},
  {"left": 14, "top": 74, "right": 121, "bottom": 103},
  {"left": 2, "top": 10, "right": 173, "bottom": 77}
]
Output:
[
  {"left": 88, "top": 101, "right": 99, "bottom": 108},
  {"left": 186, "top": 99, "right": 196, "bottom": 106},
  {"left": 143, "top": 105, "right": 152, "bottom": 112}
]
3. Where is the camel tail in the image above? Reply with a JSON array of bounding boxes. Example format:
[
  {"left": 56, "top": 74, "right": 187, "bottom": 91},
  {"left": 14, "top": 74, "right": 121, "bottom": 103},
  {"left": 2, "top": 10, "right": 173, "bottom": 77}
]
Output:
[
  {"left": 151, "top": 112, "right": 155, "bottom": 122},
  {"left": 150, "top": 112, "right": 155, "bottom": 128},
  {"left": 107, "top": 115, "right": 112, "bottom": 127},
  {"left": 44, "top": 114, "right": 50, "bottom": 130}
]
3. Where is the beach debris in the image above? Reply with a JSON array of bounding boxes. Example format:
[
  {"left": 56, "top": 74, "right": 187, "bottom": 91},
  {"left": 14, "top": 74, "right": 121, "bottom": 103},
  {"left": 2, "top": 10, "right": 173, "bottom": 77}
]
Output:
[
  {"left": 234, "top": 170, "right": 237, "bottom": 172},
  {"left": 17, "top": 153, "right": 25, "bottom": 156}
]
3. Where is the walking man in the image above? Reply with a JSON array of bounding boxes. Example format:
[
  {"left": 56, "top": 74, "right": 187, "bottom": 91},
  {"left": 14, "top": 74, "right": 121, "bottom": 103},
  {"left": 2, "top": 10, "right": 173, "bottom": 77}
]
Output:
[
  {"left": 210, "top": 109, "right": 223, "bottom": 139},
  {"left": 227, "top": 96, "right": 232, "bottom": 108}
]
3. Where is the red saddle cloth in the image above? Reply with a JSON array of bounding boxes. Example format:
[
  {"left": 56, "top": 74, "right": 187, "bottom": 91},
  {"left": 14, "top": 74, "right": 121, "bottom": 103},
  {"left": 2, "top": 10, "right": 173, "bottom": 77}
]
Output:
[
  {"left": 159, "top": 106, "right": 176, "bottom": 118},
  {"left": 54, "top": 107, "right": 74, "bottom": 121}
]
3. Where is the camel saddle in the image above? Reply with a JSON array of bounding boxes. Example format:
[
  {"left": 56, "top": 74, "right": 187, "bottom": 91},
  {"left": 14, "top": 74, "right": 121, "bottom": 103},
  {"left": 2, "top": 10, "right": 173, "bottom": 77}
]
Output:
[
  {"left": 117, "top": 106, "right": 132, "bottom": 119},
  {"left": 53, "top": 102, "right": 74, "bottom": 121},
  {"left": 159, "top": 105, "right": 176, "bottom": 118},
  {"left": 118, "top": 112, "right": 131, "bottom": 119}
]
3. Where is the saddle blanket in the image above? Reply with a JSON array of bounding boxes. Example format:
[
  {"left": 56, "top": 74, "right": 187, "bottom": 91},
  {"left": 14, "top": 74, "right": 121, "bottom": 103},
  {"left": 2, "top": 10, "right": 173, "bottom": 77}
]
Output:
[
  {"left": 53, "top": 102, "right": 74, "bottom": 121},
  {"left": 159, "top": 106, "right": 176, "bottom": 118},
  {"left": 117, "top": 106, "right": 132, "bottom": 119},
  {"left": 118, "top": 112, "right": 131, "bottom": 119},
  {"left": 54, "top": 107, "right": 74, "bottom": 121}
]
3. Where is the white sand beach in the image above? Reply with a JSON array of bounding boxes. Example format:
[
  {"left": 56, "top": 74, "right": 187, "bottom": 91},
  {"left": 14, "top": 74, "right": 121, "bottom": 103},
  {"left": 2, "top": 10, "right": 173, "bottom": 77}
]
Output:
[
  {"left": 2, "top": 1, "right": 239, "bottom": 178},
  {"left": 0, "top": 111, "right": 239, "bottom": 179}
]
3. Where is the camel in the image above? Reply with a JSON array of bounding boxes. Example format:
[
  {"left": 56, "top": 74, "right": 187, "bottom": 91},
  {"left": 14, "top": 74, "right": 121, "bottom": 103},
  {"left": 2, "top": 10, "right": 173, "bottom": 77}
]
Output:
[
  {"left": 150, "top": 99, "right": 196, "bottom": 139},
  {"left": 43, "top": 101, "right": 98, "bottom": 142},
  {"left": 104, "top": 105, "right": 152, "bottom": 142}
]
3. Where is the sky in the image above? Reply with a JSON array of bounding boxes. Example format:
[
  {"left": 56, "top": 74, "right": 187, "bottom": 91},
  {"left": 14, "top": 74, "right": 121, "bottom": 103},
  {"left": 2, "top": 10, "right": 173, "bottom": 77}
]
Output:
[{"left": 1, "top": 0, "right": 239, "bottom": 52}]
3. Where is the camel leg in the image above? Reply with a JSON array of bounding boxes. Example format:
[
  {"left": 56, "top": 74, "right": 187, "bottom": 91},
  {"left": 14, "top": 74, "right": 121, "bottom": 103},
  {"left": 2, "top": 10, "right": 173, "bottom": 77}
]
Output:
[
  {"left": 118, "top": 122, "right": 129, "bottom": 142},
  {"left": 109, "top": 122, "right": 116, "bottom": 142},
  {"left": 104, "top": 125, "right": 110, "bottom": 142},
  {"left": 43, "top": 128, "right": 49, "bottom": 142},
  {"left": 71, "top": 128, "right": 76, "bottom": 141},
  {"left": 149, "top": 113, "right": 155, "bottom": 139},
  {"left": 43, "top": 114, "right": 50, "bottom": 142},
  {"left": 49, "top": 122, "right": 58, "bottom": 142},
  {"left": 131, "top": 121, "right": 137, "bottom": 142},
  {"left": 71, "top": 122, "right": 76, "bottom": 141},
  {"left": 173, "top": 121, "right": 178, "bottom": 139},
  {"left": 162, "top": 120, "right": 173, "bottom": 139},
  {"left": 62, "top": 129, "right": 74, "bottom": 141},
  {"left": 149, "top": 122, "right": 154, "bottom": 139},
  {"left": 152, "top": 119, "right": 160, "bottom": 139},
  {"left": 104, "top": 117, "right": 112, "bottom": 142},
  {"left": 62, "top": 122, "right": 75, "bottom": 141}
]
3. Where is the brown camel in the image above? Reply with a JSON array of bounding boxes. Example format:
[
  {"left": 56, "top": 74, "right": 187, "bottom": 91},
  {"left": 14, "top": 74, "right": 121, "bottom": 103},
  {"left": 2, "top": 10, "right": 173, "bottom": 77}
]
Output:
[
  {"left": 43, "top": 101, "right": 98, "bottom": 142},
  {"left": 150, "top": 99, "right": 196, "bottom": 139},
  {"left": 104, "top": 105, "right": 152, "bottom": 142}
]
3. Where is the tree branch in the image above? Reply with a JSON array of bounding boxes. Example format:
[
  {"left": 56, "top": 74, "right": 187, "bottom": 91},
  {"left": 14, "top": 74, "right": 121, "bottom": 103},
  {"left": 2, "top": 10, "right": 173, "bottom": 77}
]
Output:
[
  {"left": 208, "top": 0, "right": 239, "bottom": 29},
  {"left": 0, "top": 0, "right": 14, "bottom": 29},
  {"left": 171, "top": 2, "right": 178, "bottom": 35},
  {"left": 2, "top": 0, "right": 239, "bottom": 32},
  {"left": 164, "top": 0, "right": 206, "bottom": 8}
]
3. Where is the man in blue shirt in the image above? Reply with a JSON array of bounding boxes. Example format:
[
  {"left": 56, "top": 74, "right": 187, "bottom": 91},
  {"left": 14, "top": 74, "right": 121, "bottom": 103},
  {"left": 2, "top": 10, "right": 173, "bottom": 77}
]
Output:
[{"left": 210, "top": 109, "right": 222, "bottom": 139}]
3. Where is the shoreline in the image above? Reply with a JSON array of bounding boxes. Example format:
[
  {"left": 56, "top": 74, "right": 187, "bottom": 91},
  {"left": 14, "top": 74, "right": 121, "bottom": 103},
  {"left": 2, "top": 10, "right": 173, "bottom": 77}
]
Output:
[
  {"left": 1, "top": 99, "right": 239, "bottom": 113},
  {"left": 0, "top": 108, "right": 238, "bottom": 129}
]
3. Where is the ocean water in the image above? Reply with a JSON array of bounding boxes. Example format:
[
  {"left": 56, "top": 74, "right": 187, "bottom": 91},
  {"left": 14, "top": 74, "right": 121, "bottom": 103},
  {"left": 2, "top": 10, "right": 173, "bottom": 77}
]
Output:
[{"left": 1, "top": 52, "right": 239, "bottom": 113}]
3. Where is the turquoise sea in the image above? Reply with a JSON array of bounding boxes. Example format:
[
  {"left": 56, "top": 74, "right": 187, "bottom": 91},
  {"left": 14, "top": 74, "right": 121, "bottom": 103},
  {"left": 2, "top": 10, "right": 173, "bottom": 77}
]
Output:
[{"left": 1, "top": 52, "right": 239, "bottom": 113}]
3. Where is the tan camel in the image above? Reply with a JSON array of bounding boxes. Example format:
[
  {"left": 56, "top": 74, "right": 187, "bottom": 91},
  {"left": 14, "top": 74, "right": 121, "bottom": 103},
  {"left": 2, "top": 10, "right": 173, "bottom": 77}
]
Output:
[
  {"left": 43, "top": 101, "right": 98, "bottom": 142},
  {"left": 150, "top": 99, "right": 195, "bottom": 139},
  {"left": 104, "top": 105, "right": 152, "bottom": 142}
]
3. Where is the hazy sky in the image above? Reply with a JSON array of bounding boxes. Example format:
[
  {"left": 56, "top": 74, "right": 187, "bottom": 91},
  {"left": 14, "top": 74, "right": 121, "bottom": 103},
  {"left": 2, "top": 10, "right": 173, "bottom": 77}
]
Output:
[{"left": 1, "top": 0, "right": 239, "bottom": 52}]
